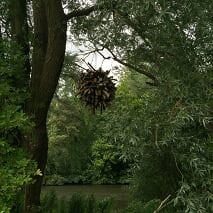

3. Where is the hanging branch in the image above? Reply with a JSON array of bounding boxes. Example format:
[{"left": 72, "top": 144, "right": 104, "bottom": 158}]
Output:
[
  {"left": 97, "top": 47, "right": 159, "bottom": 86},
  {"left": 172, "top": 148, "right": 184, "bottom": 182}
]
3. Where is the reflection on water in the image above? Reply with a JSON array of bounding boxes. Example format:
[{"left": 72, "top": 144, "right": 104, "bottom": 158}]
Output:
[{"left": 42, "top": 184, "right": 130, "bottom": 210}]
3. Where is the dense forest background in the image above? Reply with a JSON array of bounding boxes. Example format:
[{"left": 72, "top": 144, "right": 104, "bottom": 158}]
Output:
[{"left": 0, "top": 0, "right": 212, "bottom": 212}]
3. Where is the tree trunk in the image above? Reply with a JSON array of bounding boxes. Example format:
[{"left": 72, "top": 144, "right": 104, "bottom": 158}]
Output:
[
  {"left": 24, "top": 122, "right": 48, "bottom": 212},
  {"left": 24, "top": 0, "right": 67, "bottom": 212}
]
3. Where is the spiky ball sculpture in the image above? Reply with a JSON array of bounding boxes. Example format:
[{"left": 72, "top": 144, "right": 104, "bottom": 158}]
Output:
[{"left": 78, "top": 68, "right": 116, "bottom": 113}]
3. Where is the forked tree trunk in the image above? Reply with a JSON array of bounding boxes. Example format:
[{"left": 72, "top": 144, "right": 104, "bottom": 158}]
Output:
[
  {"left": 24, "top": 0, "right": 67, "bottom": 212},
  {"left": 9, "top": 0, "right": 95, "bottom": 211}
]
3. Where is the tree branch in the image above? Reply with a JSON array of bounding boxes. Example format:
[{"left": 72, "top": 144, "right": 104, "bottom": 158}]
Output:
[
  {"left": 115, "top": 10, "right": 153, "bottom": 49},
  {"left": 65, "top": 5, "right": 96, "bottom": 20},
  {"left": 65, "top": 5, "right": 159, "bottom": 86},
  {"left": 102, "top": 47, "right": 159, "bottom": 86},
  {"left": 172, "top": 148, "right": 184, "bottom": 182},
  {"left": 153, "top": 195, "right": 172, "bottom": 213}
]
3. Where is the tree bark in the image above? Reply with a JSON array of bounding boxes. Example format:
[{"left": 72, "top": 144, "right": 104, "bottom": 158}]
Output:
[
  {"left": 24, "top": 0, "right": 67, "bottom": 212},
  {"left": 24, "top": 122, "right": 48, "bottom": 212}
]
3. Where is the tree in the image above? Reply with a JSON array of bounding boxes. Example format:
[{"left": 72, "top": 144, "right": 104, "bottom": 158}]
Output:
[
  {"left": 91, "top": 69, "right": 180, "bottom": 198},
  {"left": 1, "top": 0, "right": 101, "bottom": 212},
  {"left": 70, "top": 0, "right": 213, "bottom": 211}
]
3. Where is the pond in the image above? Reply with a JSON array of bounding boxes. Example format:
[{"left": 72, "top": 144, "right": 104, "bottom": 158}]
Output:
[{"left": 42, "top": 184, "right": 131, "bottom": 210}]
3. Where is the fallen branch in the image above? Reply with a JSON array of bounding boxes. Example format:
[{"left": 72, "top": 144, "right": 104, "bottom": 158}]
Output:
[{"left": 153, "top": 194, "right": 172, "bottom": 213}]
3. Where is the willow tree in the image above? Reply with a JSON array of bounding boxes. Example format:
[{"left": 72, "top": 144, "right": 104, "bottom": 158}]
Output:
[{"left": 69, "top": 0, "right": 213, "bottom": 211}]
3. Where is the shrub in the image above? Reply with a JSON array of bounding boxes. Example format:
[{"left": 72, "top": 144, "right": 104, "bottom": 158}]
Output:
[{"left": 41, "top": 192, "right": 115, "bottom": 213}]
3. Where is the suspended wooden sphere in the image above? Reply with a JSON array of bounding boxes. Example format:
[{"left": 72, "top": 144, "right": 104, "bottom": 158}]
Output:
[{"left": 77, "top": 67, "right": 116, "bottom": 113}]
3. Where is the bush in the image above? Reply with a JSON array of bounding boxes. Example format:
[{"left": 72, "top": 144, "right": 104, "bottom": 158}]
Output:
[
  {"left": 41, "top": 192, "right": 115, "bottom": 213},
  {"left": 131, "top": 146, "right": 180, "bottom": 202},
  {"left": 85, "top": 138, "right": 129, "bottom": 184},
  {"left": 41, "top": 190, "right": 58, "bottom": 212},
  {"left": 124, "top": 199, "right": 176, "bottom": 213},
  {"left": 44, "top": 174, "right": 68, "bottom": 186}
]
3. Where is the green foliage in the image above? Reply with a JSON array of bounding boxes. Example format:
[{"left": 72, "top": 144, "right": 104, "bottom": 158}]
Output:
[
  {"left": 69, "top": 0, "right": 213, "bottom": 211},
  {"left": 48, "top": 1, "right": 213, "bottom": 211},
  {"left": 0, "top": 141, "right": 38, "bottom": 209},
  {"left": 44, "top": 174, "right": 68, "bottom": 186},
  {"left": 91, "top": 70, "right": 180, "bottom": 199},
  {"left": 96, "top": 197, "right": 115, "bottom": 213},
  {"left": 132, "top": 147, "right": 180, "bottom": 201},
  {"left": 68, "top": 193, "right": 85, "bottom": 213},
  {"left": 84, "top": 195, "right": 96, "bottom": 213},
  {"left": 41, "top": 190, "right": 58, "bottom": 212},
  {"left": 82, "top": 65, "right": 212, "bottom": 211},
  {"left": 124, "top": 199, "right": 176, "bottom": 213},
  {"left": 123, "top": 201, "right": 144, "bottom": 213},
  {"left": 0, "top": 37, "right": 37, "bottom": 211},
  {"left": 46, "top": 56, "right": 128, "bottom": 185},
  {"left": 46, "top": 56, "right": 96, "bottom": 184},
  {"left": 41, "top": 192, "right": 115, "bottom": 213},
  {"left": 141, "top": 74, "right": 213, "bottom": 212},
  {"left": 85, "top": 138, "right": 128, "bottom": 184}
]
